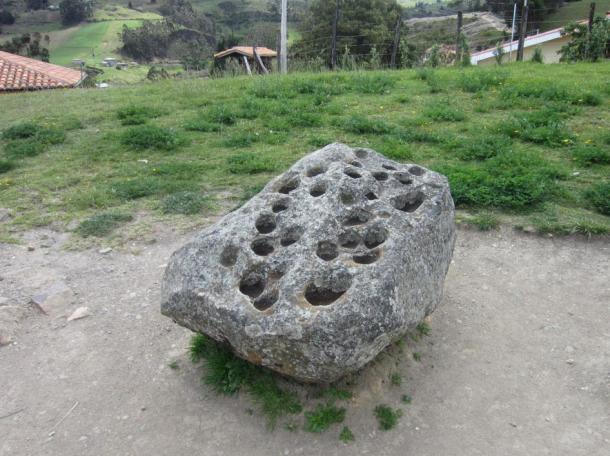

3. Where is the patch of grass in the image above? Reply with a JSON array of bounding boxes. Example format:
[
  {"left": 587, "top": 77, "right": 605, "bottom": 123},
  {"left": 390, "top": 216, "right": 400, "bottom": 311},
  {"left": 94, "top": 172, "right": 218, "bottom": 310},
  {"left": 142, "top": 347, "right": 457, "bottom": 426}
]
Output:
[
  {"left": 304, "top": 403, "right": 346, "bottom": 433},
  {"left": 339, "top": 426, "right": 355, "bottom": 443},
  {"left": 2, "top": 122, "right": 40, "bottom": 140},
  {"left": 203, "top": 105, "right": 239, "bottom": 125},
  {"left": 416, "top": 68, "right": 442, "bottom": 93},
  {"left": 458, "top": 68, "right": 508, "bottom": 92},
  {"left": 221, "top": 132, "right": 260, "bottom": 148},
  {"left": 529, "top": 205, "right": 610, "bottom": 235},
  {"left": 501, "top": 81, "right": 602, "bottom": 106},
  {"left": 423, "top": 102, "right": 466, "bottom": 122},
  {"left": 184, "top": 118, "right": 222, "bottom": 132},
  {"left": 323, "top": 387, "right": 353, "bottom": 401},
  {"left": 0, "top": 159, "right": 16, "bottom": 174},
  {"left": 168, "top": 360, "right": 179, "bottom": 370},
  {"left": 416, "top": 322, "right": 431, "bottom": 337},
  {"left": 108, "top": 177, "right": 191, "bottom": 201},
  {"left": 161, "top": 191, "right": 210, "bottom": 215},
  {"left": 226, "top": 152, "right": 275, "bottom": 174},
  {"left": 374, "top": 405, "right": 402, "bottom": 431},
  {"left": 4, "top": 139, "right": 46, "bottom": 159},
  {"left": 499, "top": 108, "right": 574, "bottom": 146},
  {"left": 453, "top": 134, "right": 512, "bottom": 161},
  {"left": 571, "top": 144, "right": 610, "bottom": 166},
  {"left": 120, "top": 125, "right": 185, "bottom": 150},
  {"left": 341, "top": 115, "right": 393, "bottom": 135},
  {"left": 350, "top": 73, "right": 396, "bottom": 94},
  {"left": 390, "top": 373, "right": 402, "bottom": 386},
  {"left": 401, "top": 394, "right": 412, "bottom": 404},
  {"left": 189, "top": 334, "right": 302, "bottom": 428},
  {"left": 585, "top": 182, "right": 610, "bottom": 216},
  {"left": 413, "top": 352, "right": 421, "bottom": 361},
  {"left": 117, "top": 105, "right": 163, "bottom": 125},
  {"left": 468, "top": 212, "right": 500, "bottom": 231},
  {"left": 76, "top": 211, "right": 133, "bottom": 237}
]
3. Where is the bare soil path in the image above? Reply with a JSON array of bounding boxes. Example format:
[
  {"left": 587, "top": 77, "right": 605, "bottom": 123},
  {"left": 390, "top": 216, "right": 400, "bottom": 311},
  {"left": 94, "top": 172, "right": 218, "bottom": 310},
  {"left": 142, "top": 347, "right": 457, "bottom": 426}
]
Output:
[{"left": 1, "top": 226, "right": 609, "bottom": 455}]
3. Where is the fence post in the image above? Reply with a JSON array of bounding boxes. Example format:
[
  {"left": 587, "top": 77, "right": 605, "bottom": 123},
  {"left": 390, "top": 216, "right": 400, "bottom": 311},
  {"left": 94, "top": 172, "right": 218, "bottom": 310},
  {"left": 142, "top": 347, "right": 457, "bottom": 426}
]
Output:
[
  {"left": 390, "top": 16, "right": 401, "bottom": 69},
  {"left": 456, "top": 11, "right": 463, "bottom": 64},
  {"left": 331, "top": 0, "right": 340, "bottom": 70},
  {"left": 516, "top": 0, "right": 529, "bottom": 61}
]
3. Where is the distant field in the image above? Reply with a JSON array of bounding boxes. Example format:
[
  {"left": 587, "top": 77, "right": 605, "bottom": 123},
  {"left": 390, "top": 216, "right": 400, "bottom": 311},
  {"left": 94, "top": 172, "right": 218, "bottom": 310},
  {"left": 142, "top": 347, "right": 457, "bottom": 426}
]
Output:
[
  {"left": 0, "top": 63, "right": 609, "bottom": 244},
  {"left": 538, "top": 0, "right": 610, "bottom": 31}
]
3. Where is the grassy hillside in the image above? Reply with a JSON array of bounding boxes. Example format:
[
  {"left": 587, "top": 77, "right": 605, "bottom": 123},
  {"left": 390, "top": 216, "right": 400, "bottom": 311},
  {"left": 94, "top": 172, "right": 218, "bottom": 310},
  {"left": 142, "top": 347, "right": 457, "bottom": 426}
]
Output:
[
  {"left": 0, "top": 63, "right": 609, "bottom": 244},
  {"left": 539, "top": 0, "right": 610, "bottom": 31}
]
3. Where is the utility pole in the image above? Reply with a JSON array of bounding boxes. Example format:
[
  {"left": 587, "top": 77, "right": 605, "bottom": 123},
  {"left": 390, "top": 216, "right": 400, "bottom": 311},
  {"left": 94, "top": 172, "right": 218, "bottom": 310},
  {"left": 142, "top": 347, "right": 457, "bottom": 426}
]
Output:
[
  {"left": 516, "top": 0, "right": 529, "bottom": 61},
  {"left": 390, "top": 16, "right": 401, "bottom": 69},
  {"left": 455, "top": 11, "right": 463, "bottom": 64},
  {"left": 331, "top": 0, "right": 339, "bottom": 70},
  {"left": 509, "top": 1, "right": 517, "bottom": 61},
  {"left": 280, "top": 0, "right": 288, "bottom": 74},
  {"left": 586, "top": 2, "right": 596, "bottom": 60}
]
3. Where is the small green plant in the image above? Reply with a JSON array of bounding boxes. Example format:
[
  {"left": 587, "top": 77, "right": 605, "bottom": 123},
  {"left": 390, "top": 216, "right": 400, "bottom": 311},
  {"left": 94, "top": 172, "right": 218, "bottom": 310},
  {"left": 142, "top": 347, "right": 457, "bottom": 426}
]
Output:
[
  {"left": 416, "top": 322, "right": 431, "bottom": 337},
  {"left": 499, "top": 108, "right": 574, "bottom": 146},
  {"left": 4, "top": 139, "right": 45, "bottom": 159},
  {"left": 108, "top": 178, "right": 181, "bottom": 201},
  {"left": 341, "top": 115, "right": 393, "bottom": 135},
  {"left": 284, "top": 421, "right": 298, "bottom": 432},
  {"left": 374, "top": 405, "right": 402, "bottom": 431},
  {"left": 221, "top": 132, "right": 259, "bottom": 148},
  {"left": 494, "top": 42, "right": 505, "bottom": 65},
  {"left": 203, "top": 105, "right": 238, "bottom": 125},
  {"left": 120, "top": 125, "right": 184, "bottom": 150},
  {"left": 469, "top": 212, "right": 500, "bottom": 231},
  {"left": 161, "top": 191, "right": 210, "bottom": 215},
  {"left": 572, "top": 144, "right": 610, "bottom": 166},
  {"left": 585, "top": 182, "right": 610, "bottom": 216},
  {"left": 531, "top": 47, "right": 544, "bottom": 63},
  {"left": 168, "top": 360, "right": 179, "bottom": 370},
  {"left": 339, "top": 426, "right": 355, "bottom": 443},
  {"left": 76, "top": 211, "right": 133, "bottom": 237},
  {"left": 454, "top": 134, "right": 512, "bottom": 161},
  {"left": 350, "top": 73, "right": 396, "bottom": 94},
  {"left": 304, "top": 403, "right": 346, "bottom": 433},
  {"left": 424, "top": 102, "right": 466, "bottom": 122},
  {"left": 413, "top": 352, "right": 421, "bottom": 361},
  {"left": 117, "top": 105, "right": 163, "bottom": 125},
  {"left": 401, "top": 394, "right": 412, "bottom": 404},
  {"left": 390, "top": 373, "right": 402, "bottom": 386},
  {"left": 0, "top": 159, "right": 16, "bottom": 174},
  {"left": 323, "top": 387, "right": 353, "bottom": 401},
  {"left": 227, "top": 152, "right": 275, "bottom": 174},
  {"left": 2, "top": 122, "right": 40, "bottom": 140},
  {"left": 184, "top": 118, "right": 221, "bottom": 132}
]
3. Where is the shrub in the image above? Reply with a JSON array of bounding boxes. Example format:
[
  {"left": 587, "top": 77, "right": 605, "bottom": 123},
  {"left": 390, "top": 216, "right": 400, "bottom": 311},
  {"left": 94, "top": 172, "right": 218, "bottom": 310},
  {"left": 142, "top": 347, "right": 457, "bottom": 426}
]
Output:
[
  {"left": 76, "top": 211, "right": 133, "bottom": 237},
  {"left": 3, "top": 122, "right": 40, "bottom": 140},
  {"left": 226, "top": 152, "right": 275, "bottom": 174},
  {"left": 374, "top": 405, "right": 402, "bottom": 431},
  {"left": 161, "top": 191, "right": 209, "bottom": 215},
  {"left": 585, "top": 182, "right": 610, "bottom": 215},
  {"left": 458, "top": 69, "right": 508, "bottom": 92},
  {"left": 423, "top": 102, "right": 466, "bottom": 122},
  {"left": 453, "top": 134, "right": 512, "bottom": 161},
  {"left": 304, "top": 403, "right": 346, "bottom": 433},
  {"left": 341, "top": 115, "right": 393, "bottom": 135},
  {"left": 0, "top": 159, "right": 15, "bottom": 174},
  {"left": 120, "top": 125, "right": 184, "bottom": 150},
  {"left": 117, "top": 105, "right": 163, "bottom": 125},
  {"left": 499, "top": 109, "right": 574, "bottom": 146},
  {"left": 572, "top": 144, "right": 610, "bottom": 166}
]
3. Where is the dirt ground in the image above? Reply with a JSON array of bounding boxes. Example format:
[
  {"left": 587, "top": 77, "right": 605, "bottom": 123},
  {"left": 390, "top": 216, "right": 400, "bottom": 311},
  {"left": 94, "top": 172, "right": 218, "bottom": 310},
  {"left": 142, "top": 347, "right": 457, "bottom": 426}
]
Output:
[{"left": 1, "top": 223, "right": 609, "bottom": 456}]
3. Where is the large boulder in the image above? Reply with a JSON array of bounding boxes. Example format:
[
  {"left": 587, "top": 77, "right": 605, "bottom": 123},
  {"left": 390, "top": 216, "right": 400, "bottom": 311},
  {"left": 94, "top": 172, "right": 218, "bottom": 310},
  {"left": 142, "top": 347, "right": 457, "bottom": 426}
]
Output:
[{"left": 161, "top": 143, "right": 455, "bottom": 383}]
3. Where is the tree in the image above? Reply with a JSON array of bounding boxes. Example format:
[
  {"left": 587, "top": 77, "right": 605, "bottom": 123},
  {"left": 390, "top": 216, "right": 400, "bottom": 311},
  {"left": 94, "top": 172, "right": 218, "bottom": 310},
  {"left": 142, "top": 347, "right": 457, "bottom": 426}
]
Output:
[
  {"left": 0, "top": 32, "right": 50, "bottom": 60},
  {"left": 59, "top": 0, "right": 93, "bottom": 26},
  {"left": 26, "top": 0, "right": 49, "bottom": 10},
  {"left": 294, "top": 0, "right": 404, "bottom": 67},
  {"left": 0, "top": 10, "right": 16, "bottom": 25},
  {"left": 559, "top": 16, "right": 610, "bottom": 62}
]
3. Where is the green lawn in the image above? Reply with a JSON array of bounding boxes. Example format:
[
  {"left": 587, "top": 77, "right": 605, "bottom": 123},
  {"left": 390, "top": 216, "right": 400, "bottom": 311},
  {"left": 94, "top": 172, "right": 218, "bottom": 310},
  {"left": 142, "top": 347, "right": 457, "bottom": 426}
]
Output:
[{"left": 0, "top": 63, "right": 609, "bottom": 244}]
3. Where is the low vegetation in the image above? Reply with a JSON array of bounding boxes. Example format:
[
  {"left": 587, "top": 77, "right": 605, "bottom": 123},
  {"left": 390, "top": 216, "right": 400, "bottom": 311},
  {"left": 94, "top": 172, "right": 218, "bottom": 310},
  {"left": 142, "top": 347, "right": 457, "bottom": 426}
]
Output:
[
  {"left": 374, "top": 405, "right": 403, "bottom": 430},
  {"left": 0, "top": 63, "right": 609, "bottom": 242}
]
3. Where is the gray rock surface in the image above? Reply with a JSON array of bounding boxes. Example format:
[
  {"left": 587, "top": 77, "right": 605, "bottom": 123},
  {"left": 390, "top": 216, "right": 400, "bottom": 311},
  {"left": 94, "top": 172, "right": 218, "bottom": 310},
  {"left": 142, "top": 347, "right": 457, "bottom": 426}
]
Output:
[{"left": 161, "top": 143, "right": 455, "bottom": 383}]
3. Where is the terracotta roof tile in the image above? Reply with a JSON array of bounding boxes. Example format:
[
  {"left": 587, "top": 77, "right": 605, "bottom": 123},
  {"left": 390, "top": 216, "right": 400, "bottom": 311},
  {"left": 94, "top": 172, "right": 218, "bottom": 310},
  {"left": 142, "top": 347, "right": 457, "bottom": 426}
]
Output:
[
  {"left": 0, "top": 51, "right": 84, "bottom": 92},
  {"left": 214, "top": 46, "right": 277, "bottom": 59}
]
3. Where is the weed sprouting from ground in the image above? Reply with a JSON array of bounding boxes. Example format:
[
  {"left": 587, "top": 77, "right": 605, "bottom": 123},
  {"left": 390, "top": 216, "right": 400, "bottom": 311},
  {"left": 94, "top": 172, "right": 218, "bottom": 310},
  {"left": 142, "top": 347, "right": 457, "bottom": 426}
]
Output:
[
  {"left": 221, "top": 131, "right": 259, "bottom": 148},
  {"left": 184, "top": 118, "right": 222, "bottom": 132},
  {"left": 108, "top": 177, "right": 192, "bottom": 201},
  {"left": 458, "top": 69, "right": 508, "bottom": 93},
  {"left": 413, "top": 352, "right": 421, "bottom": 361},
  {"left": 468, "top": 212, "right": 500, "bottom": 231},
  {"left": 499, "top": 108, "right": 574, "bottom": 146},
  {"left": 76, "top": 212, "right": 133, "bottom": 237},
  {"left": 349, "top": 73, "right": 396, "bottom": 94},
  {"left": 341, "top": 115, "right": 393, "bottom": 135},
  {"left": 374, "top": 405, "right": 403, "bottom": 431},
  {"left": 339, "top": 426, "right": 355, "bottom": 443},
  {"left": 585, "top": 182, "right": 610, "bottom": 216},
  {"left": 0, "top": 159, "right": 15, "bottom": 174},
  {"left": 571, "top": 144, "right": 610, "bottom": 166},
  {"left": 189, "top": 334, "right": 302, "bottom": 428},
  {"left": 161, "top": 191, "right": 210, "bottom": 215},
  {"left": 304, "top": 403, "right": 346, "bottom": 433},
  {"left": 120, "top": 125, "right": 186, "bottom": 150},
  {"left": 323, "top": 387, "right": 353, "bottom": 401},
  {"left": 390, "top": 373, "right": 402, "bottom": 386},
  {"left": 227, "top": 152, "right": 275, "bottom": 174},
  {"left": 452, "top": 134, "right": 512, "bottom": 161},
  {"left": 416, "top": 322, "right": 431, "bottom": 337},
  {"left": 4, "top": 139, "right": 46, "bottom": 159},
  {"left": 168, "top": 361, "right": 179, "bottom": 370},
  {"left": 423, "top": 102, "right": 466, "bottom": 122},
  {"left": 401, "top": 394, "right": 412, "bottom": 404},
  {"left": 117, "top": 105, "right": 163, "bottom": 125}
]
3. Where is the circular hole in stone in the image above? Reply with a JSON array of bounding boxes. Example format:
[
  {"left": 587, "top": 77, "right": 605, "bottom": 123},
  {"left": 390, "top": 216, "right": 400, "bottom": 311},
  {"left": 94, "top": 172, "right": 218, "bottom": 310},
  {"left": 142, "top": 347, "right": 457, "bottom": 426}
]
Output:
[
  {"left": 220, "top": 243, "right": 238, "bottom": 267},
  {"left": 349, "top": 160, "right": 363, "bottom": 168},
  {"left": 251, "top": 237, "right": 274, "bottom": 256},
  {"left": 304, "top": 268, "right": 352, "bottom": 306},
  {"left": 239, "top": 271, "right": 266, "bottom": 299},
  {"left": 372, "top": 171, "right": 389, "bottom": 181},
  {"left": 253, "top": 289, "right": 278, "bottom": 311},
  {"left": 340, "top": 189, "right": 357, "bottom": 205},
  {"left": 364, "top": 224, "right": 388, "bottom": 249},
  {"left": 409, "top": 165, "right": 425, "bottom": 176},
  {"left": 316, "top": 241, "right": 338, "bottom": 261},
  {"left": 354, "top": 148, "right": 368, "bottom": 158},
  {"left": 309, "top": 181, "right": 327, "bottom": 197},
  {"left": 344, "top": 168, "right": 362, "bottom": 179},
  {"left": 272, "top": 198, "right": 290, "bottom": 213},
  {"left": 353, "top": 249, "right": 380, "bottom": 265},
  {"left": 306, "top": 165, "right": 326, "bottom": 177},
  {"left": 382, "top": 164, "right": 397, "bottom": 170},
  {"left": 255, "top": 213, "right": 276, "bottom": 234},
  {"left": 277, "top": 176, "right": 300, "bottom": 194},
  {"left": 392, "top": 191, "right": 425, "bottom": 213},
  {"left": 394, "top": 172, "right": 413, "bottom": 185},
  {"left": 342, "top": 208, "right": 371, "bottom": 226},
  {"left": 280, "top": 226, "right": 302, "bottom": 247},
  {"left": 365, "top": 192, "right": 378, "bottom": 200},
  {"left": 339, "top": 229, "right": 361, "bottom": 248}
]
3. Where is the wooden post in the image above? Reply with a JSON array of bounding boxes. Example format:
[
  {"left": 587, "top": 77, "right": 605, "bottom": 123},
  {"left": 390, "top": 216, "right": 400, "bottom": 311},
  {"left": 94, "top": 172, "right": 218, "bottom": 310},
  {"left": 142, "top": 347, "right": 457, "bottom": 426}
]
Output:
[
  {"left": 253, "top": 45, "right": 269, "bottom": 74},
  {"left": 509, "top": 1, "right": 517, "bottom": 61},
  {"left": 242, "top": 55, "right": 252, "bottom": 75},
  {"left": 390, "top": 16, "right": 401, "bottom": 69},
  {"left": 588, "top": 2, "right": 596, "bottom": 33},
  {"left": 280, "top": 0, "right": 287, "bottom": 74},
  {"left": 331, "top": 0, "right": 339, "bottom": 70},
  {"left": 516, "top": 0, "right": 529, "bottom": 61},
  {"left": 456, "top": 11, "right": 463, "bottom": 64}
]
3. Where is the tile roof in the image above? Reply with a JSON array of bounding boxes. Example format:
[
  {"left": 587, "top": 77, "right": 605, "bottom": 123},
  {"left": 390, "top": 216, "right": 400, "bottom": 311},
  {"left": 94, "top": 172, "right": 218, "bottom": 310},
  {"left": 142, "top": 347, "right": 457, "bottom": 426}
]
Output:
[
  {"left": 0, "top": 51, "right": 84, "bottom": 92},
  {"left": 214, "top": 46, "right": 277, "bottom": 59}
]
